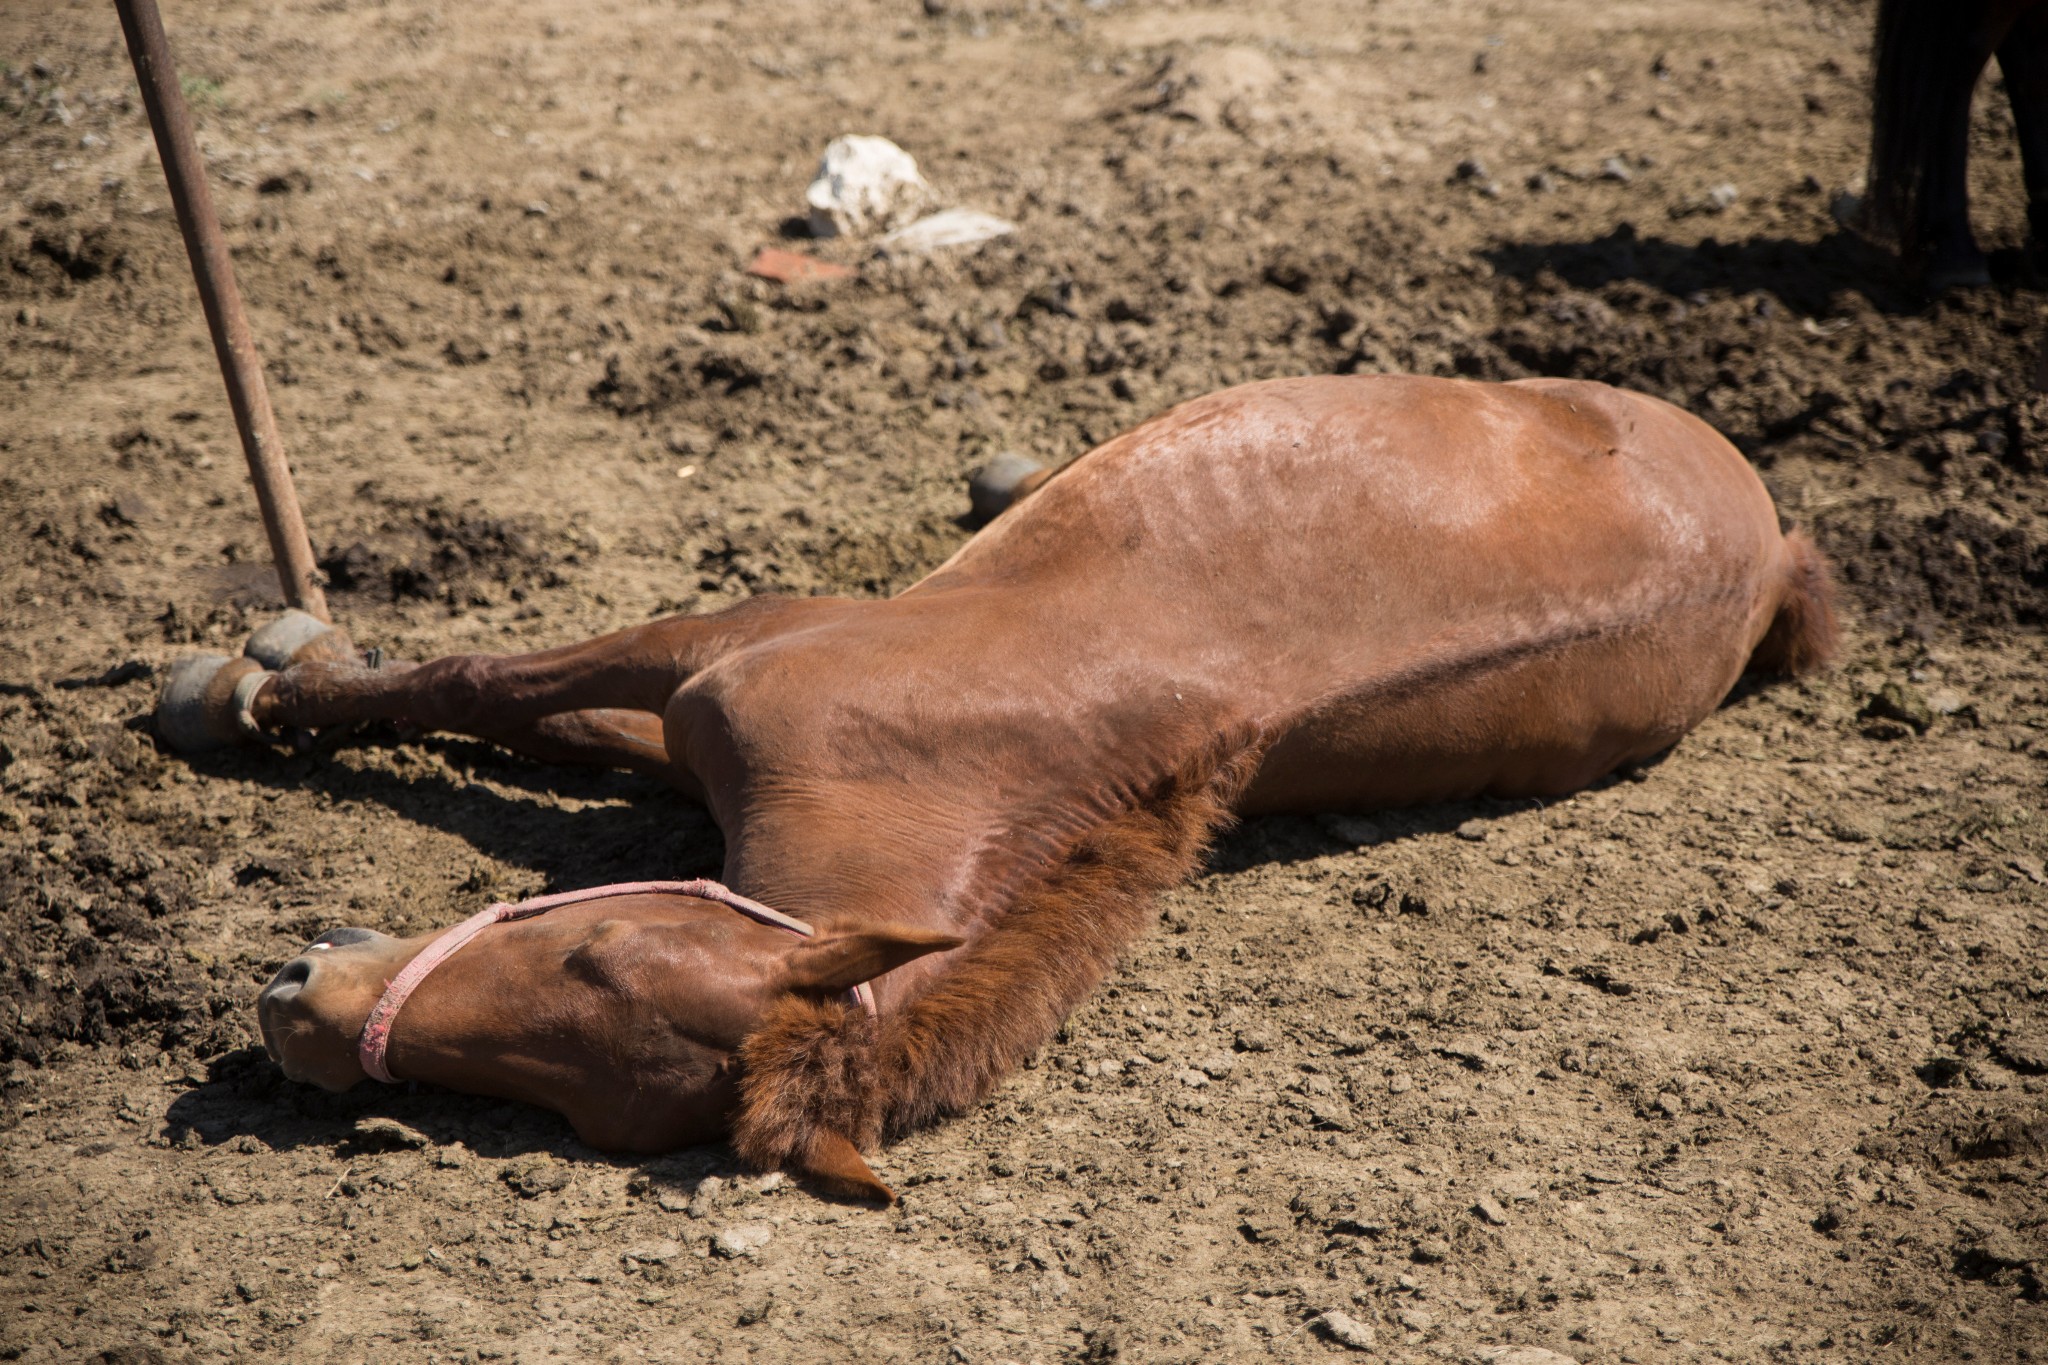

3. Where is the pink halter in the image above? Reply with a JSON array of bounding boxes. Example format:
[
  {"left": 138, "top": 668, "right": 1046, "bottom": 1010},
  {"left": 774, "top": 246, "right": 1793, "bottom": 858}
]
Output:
[{"left": 355, "top": 879, "right": 878, "bottom": 1084}]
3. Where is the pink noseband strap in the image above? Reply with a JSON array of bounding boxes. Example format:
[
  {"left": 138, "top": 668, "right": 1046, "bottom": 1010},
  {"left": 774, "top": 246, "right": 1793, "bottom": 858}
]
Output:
[{"left": 356, "top": 879, "right": 878, "bottom": 1085}]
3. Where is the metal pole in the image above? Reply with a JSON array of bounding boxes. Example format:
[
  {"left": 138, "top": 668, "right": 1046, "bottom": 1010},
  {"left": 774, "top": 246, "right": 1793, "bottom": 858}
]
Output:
[{"left": 115, "top": 0, "right": 329, "bottom": 622}]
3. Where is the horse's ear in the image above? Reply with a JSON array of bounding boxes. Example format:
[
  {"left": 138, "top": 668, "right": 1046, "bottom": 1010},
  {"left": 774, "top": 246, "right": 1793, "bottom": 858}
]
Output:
[
  {"left": 799, "top": 1129, "right": 896, "bottom": 1204},
  {"left": 779, "top": 923, "right": 962, "bottom": 995}
]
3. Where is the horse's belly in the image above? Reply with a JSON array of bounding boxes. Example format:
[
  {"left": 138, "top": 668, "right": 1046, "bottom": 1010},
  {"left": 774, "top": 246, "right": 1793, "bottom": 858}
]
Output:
[{"left": 1239, "top": 591, "right": 1765, "bottom": 814}]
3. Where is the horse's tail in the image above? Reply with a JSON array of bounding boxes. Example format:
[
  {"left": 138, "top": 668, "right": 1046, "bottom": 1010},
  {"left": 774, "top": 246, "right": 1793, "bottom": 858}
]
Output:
[
  {"left": 1861, "top": 0, "right": 1969, "bottom": 261},
  {"left": 1750, "top": 528, "right": 1840, "bottom": 677}
]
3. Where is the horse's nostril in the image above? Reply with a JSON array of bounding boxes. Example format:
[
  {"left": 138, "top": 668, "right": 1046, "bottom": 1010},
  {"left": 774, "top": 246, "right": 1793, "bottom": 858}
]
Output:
[{"left": 269, "top": 956, "right": 315, "bottom": 992}]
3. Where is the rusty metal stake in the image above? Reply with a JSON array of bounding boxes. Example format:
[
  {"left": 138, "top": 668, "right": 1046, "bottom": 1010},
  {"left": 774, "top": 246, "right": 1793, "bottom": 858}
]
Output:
[{"left": 115, "top": 0, "right": 329, "bottom": 622}]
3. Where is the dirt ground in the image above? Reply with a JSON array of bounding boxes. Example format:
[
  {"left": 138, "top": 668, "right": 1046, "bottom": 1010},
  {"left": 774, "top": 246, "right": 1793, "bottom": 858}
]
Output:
[{"left": 3, "top": 0, "right": 2046, "bottom": 1360}]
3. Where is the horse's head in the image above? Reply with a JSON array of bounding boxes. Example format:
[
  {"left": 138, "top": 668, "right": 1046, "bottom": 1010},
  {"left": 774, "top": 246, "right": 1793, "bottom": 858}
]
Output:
[{"left": 256, "top": 891, "right": 956, "bottom": 1197}]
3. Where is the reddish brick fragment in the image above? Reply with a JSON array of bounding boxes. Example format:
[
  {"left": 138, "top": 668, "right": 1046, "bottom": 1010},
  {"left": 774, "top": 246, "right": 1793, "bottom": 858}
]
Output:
[{"left": 745, "top": 248, "right": 853, "bottom": 283}]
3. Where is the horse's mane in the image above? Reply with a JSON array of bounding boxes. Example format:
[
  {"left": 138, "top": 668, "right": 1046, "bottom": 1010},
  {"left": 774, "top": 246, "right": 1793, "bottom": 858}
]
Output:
[{"left": 730, "top": 729, "right": 1265, "bottom": 1171}]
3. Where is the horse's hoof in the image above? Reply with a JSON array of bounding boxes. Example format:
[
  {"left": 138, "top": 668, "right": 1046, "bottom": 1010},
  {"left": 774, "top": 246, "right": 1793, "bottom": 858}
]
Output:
[
  {"left": 157, "top": 654, "right": 273, "bottom": 753},
  {"left": 1924, "top": 244, "right": 1992, "bottom": 294},
  {"left": 245, "top": 610, "right": 357, "bottom": 670},
  {"left": 967, "top": 451, "right": 1046, "bottom": 525}
]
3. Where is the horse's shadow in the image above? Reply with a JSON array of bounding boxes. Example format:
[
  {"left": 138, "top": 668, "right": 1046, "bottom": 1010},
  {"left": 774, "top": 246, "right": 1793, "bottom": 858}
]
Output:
[
  {"left": 1481, "top": 222, "right": 2038, "bottom": 317},
  {"left": 182, "top": 727, "right": 728, "bottom": 893},
  {"left": 162, "top": 1046, "right": 751, "bottom": 1199}
]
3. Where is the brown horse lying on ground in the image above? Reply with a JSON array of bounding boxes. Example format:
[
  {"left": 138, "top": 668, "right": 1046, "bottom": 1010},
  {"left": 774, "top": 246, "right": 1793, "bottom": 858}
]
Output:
[{"left": 160, "top": 375, "right": 1836, "bottom": 1201}]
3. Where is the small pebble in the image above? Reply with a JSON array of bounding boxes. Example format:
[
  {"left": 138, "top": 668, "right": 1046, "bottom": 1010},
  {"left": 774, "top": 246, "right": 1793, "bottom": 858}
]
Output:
[
  {"left": 1598, "top": 156, "right": 1633, "bottom": 183},
  {"left": 1473, "top": 1196, "right": 1508, "bottom": 1226}
]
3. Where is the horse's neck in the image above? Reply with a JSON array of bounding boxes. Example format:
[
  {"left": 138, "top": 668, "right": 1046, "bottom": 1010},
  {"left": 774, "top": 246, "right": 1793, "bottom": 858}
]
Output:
[
  {"left": 716, "top": 784, "right": 1062, "bottom": 1005},
  {"left": 727, "top": 725, "right": 1267, "bottom": 1172}
]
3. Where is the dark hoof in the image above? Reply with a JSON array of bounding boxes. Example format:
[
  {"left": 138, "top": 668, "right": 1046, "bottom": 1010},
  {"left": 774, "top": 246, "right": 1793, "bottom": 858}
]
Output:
[
  {"left": 1924, "top": 245, "right": 1992, "bottom": 294},
  {"left": 966, "top": 451, "right": 1046, "bottom": 525},
  {"left": 245, "top": 610, "right": 356, "bottom": 670},
  {"left": 157, "top": 654, "right": 272, "bottom": 753}
]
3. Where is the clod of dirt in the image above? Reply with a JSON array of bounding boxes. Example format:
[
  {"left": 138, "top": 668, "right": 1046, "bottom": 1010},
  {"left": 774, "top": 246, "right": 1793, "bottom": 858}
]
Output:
[
  {"left": 500, "top": 1156, "right": 571, "bottom": 1197},
  {"left": 1477, "top": 1350, "right": 1583, "bottom": 1365},
  {"left": 712, "top": 1222, "right": 774, "bottom": 1258},
  {"left": 1992, "top": 1030, "right": 2048, "bottom": 1075},
  {"left": 622, "top": 1239, "right": 683, "bottom": 1266},
  {"left": 1861, "top": 681, "right": 1934, "bottom": 734},
  {"left": 686, "top": 1174, "right": 725, "bottom": 1218},
  {"left": 350, "top": 1116, "right": 430, "bottom": 1151},
  {"left": 1239, "top": 1213, "right": 1288, "bottom": 1243},
  {"left": 1822, "top": 508, "right": 2048, "bottom": 640},
  {"left": 1952, "top": 1224, "right": 2045, "bottom": 1300},
  {"left": 1914, "top": 1056, "right": 1967, "bottom": 1089},
  {"left": 319, "top": 502, "right": 554, "bottom": 606},
  {"left": 1311, "top": 1309, "right": 1377, "bottom": 1350},
  {"left": 256, "top": 168, "right": 312, "bottom": 195}
]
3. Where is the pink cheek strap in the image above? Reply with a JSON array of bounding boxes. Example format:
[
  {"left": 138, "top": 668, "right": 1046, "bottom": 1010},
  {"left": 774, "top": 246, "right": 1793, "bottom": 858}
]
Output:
[{"left": 355, "top": 879, "right": 877, "bottom": 1085}]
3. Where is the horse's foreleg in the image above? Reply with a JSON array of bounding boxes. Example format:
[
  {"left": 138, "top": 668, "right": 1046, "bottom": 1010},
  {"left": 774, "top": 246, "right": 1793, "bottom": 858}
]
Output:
[
  {"left": 253, "top": 630, "right": 677, "bottom": 737},
  {"left": 476, "top": 708, "right": 681, "bottom": 781}
]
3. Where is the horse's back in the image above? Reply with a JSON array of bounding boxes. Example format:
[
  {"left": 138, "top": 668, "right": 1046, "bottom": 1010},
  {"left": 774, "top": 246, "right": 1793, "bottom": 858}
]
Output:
[{"left": 924, "top": 374, "right": 1796, "bottom": 811}]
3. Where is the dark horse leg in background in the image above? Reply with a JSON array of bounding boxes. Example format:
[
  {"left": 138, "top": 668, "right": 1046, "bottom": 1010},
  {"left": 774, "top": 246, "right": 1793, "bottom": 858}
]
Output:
[
  {"left": 1999, "top": 3, "right": 2048, "bottom": 255},
  {"left": 1864, "top": 0, "right": 2048, "bottom": 290}
]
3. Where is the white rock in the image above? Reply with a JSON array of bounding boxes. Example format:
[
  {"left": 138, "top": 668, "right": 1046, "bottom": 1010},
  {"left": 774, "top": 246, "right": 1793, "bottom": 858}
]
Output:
[
  {"left": 712, "top": 1222, "right": 775, "bottom": 1258},
  {"left": 1477, "top": 1348, "right": 1583, "bottom": 1365},
  {"left": 878, "top": 208, "right": 1017, "bottom": 256},
  {"left": 1311, "top": 1310, "right": 1377, "bottom": 1350},
  {"left": 806, "top": 135, "right": 929, "bottom": 238}
]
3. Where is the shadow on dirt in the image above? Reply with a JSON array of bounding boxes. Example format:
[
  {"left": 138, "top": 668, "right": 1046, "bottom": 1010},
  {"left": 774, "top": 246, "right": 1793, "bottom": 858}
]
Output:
[
  {"left": 1209, "top": 751, "right": 1678, "bottom": 876},
  {"left": 161, "top": 1047, "right": 864, "bottom": 1210},
  {"left": 163, "top": 1046, "right": 750, "bottom": 1177},
  {"left": 181, "top": 733, "right": 725, "bottom": 893},
  {"left": 1484, "top": 224, "right": 1952, "bottom": 316}
]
